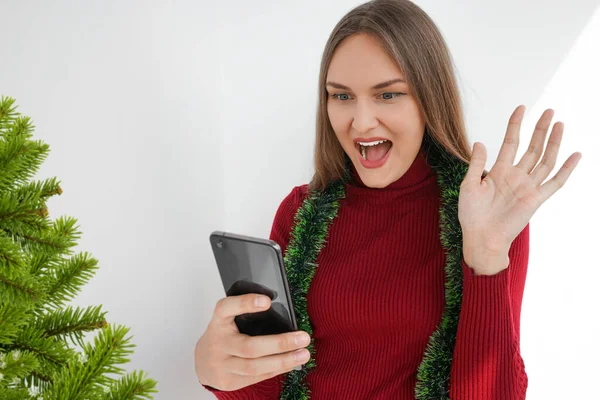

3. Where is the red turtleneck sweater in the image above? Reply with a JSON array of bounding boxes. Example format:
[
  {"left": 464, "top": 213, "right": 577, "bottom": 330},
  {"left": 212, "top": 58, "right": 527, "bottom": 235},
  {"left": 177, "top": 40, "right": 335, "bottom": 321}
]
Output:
[{"left": 204, "top": 149, "right": 529, "bottom": 399}]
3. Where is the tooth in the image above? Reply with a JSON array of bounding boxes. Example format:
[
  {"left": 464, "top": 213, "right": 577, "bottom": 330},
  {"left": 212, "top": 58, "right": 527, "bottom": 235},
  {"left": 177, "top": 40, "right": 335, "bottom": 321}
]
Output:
[
  {"left": 359, "top": 140, "right": 386, "bottom": 146},
  {"left": 361, "top": 146, "right": 367, "bottom": 159}
]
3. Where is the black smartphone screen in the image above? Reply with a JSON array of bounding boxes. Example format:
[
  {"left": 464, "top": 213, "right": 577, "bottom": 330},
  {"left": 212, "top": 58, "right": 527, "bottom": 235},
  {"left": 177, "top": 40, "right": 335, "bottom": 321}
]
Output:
[{"left": 209, "top": 231, "right": 298, "bottom": 336}]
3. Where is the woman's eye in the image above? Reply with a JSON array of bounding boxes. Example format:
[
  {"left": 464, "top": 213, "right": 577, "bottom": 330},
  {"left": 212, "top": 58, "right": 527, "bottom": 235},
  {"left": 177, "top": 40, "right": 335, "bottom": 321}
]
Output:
[
  {"left": 380, "top": 92, "right": 406, "bottom": 100},
  {"left": 331, "top": 93, "right": 351, "bottom": 101}
]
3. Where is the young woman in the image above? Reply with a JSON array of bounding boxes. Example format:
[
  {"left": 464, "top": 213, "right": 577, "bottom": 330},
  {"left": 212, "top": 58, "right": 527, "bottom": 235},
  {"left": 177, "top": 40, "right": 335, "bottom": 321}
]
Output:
[{"left": 194, "top": 1, "right": 582, "bottom": 399}]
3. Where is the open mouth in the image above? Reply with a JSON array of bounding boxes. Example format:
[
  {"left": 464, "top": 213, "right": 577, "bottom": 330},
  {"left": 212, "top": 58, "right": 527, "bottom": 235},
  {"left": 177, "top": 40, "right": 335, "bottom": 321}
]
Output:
[{"left": 354, "top": 139, "right": 393, "bottom": 162}]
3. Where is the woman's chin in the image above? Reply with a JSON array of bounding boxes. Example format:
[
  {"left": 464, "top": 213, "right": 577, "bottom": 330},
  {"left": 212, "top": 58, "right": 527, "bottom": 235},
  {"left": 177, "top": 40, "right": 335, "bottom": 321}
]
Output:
[
  {"left": 362, "top": 177, "right": 393, "bottom": 189},
  {"left": 355, "top": 166, "right": 395, "bottom": 188}
]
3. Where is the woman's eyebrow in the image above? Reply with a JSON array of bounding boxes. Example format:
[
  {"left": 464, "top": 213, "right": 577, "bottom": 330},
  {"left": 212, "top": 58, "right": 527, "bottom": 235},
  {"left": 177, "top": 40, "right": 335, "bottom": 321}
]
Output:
[{"left": 325, "top": 78, "right": 406, "bottom": 90}]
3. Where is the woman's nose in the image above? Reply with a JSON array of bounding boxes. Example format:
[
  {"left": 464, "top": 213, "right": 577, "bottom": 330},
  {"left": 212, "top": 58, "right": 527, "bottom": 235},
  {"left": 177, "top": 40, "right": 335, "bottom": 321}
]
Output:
[{"left": 351, "top": 99, "right": 379, "bottom": 133}]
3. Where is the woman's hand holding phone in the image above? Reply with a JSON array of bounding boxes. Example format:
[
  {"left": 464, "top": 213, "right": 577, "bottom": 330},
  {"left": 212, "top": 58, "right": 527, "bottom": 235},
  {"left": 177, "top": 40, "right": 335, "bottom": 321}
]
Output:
[{"left": 195, "top": 293, "right": 311, "bottom": 392}]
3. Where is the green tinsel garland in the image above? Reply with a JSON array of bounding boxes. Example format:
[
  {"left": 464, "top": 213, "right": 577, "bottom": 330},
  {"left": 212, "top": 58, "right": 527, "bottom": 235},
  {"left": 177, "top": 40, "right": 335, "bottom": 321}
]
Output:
[{"left": 280, "top": 134, "right": 469, "bottom": 400}]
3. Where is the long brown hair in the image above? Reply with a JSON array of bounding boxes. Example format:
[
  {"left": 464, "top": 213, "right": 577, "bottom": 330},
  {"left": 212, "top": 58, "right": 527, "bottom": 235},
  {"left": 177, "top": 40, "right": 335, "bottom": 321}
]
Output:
[{"left": 310, "top": 0, "right": 476, "bottom": 192}]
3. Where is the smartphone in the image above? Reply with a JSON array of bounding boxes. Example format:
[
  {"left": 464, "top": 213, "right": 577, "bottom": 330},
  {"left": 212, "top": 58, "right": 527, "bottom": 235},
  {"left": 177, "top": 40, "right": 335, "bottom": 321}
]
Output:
[{"left": 209, "top": 231, "right": 299, "bottom": 339}]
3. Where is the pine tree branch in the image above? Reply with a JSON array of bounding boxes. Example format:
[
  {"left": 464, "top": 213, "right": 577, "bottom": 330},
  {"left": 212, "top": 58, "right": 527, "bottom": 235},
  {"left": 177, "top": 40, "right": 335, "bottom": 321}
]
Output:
[
  {"left": 0, "top": 274, "right": 38, "bottom": 300},
  {"left": 44, "top": 252, "right": 98, "bottom": 309},
  {"left": 28, "top": 253, "right": 53, "bottom": 277},
  {"left": 0, "top": 302, "right": 31, "bottom": 345},
  {"left": 14, "top": 216, "right": 81, "bottom": 265},
  {"left": 11, "top": 326, "right": 76, "bottom": 369},
  {"left": 0, "top": 349, "right": 39, "bottom": 384},
  {"left": 0, "top": 184, "right": 53, "bottom": 252},
  {"left": 47, "top": 216, "right": 81, "bottom": 253},
  {"left": 12, "top": 342, "right": 65, "bottom": 367},
  {"left": 0, "top": 232, "right": 24, "bottom": 269},
  {"left": 35, "top": 305, "right": 108, "bottom": 348},
  {"left": 0, "top": 207, "right": 49, "bottom": 222},
  {"left": 10, "top": 178, "right": 63, "bottom": 203},
  {"left": 0, "top": 122, "right": 50, "bottom": 193},
  {"left": 104, "top": 370, "right": 158, "bottom": 400},
  {"left": 0, "top": 386, "right": 33, "bottom": 400},
  {"left": 48, "top": 324, "right": 139, "bottom": 400},
  {"left": 30, "top": 369, "right": 52, "bottom": 385},
  {"left": 0, "top": 95, "right": 19, "bottom": 137},
  {"left": 0, "top": 232, "right": 40, "bottom": 304}
]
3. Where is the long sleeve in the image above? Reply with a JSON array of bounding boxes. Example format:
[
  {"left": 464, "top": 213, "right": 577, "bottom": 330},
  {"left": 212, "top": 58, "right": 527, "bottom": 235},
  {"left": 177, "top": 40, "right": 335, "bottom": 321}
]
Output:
[
  {"left": 449, "top": 223, "right": 530, "bottom": 400},
  {"left": 203, "top": 186, "right": 305, "bottom": 399}
]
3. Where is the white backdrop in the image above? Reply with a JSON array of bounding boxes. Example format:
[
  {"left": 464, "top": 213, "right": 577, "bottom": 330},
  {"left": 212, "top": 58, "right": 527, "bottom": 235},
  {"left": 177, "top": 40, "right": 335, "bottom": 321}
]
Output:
[{"left": 1, "top": 0, "right": 598, "bottom": 398}]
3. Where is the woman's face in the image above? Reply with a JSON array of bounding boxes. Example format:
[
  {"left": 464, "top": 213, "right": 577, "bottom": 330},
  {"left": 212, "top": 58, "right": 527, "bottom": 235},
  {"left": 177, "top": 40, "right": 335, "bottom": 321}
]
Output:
[{"left": 326, "top": 33, "right": 426, "bottom": 188}]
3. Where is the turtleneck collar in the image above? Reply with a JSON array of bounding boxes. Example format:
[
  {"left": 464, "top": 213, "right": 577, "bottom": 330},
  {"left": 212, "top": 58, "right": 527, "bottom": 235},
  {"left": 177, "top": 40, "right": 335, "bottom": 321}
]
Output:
[{"left": 345, "top": 147, "right": 437, "bottom": 202}]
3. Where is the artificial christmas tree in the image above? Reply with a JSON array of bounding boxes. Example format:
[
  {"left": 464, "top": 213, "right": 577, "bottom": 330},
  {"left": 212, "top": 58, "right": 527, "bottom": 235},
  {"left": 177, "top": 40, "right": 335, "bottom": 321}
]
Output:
[{"left": 0, "top": 95, "right": 157, "bottom": 399}]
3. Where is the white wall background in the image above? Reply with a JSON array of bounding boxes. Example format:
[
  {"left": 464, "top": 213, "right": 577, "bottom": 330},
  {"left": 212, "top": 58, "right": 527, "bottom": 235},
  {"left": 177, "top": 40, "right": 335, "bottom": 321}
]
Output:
[{"left": 1, "top": 0, "right": 598, "bottom": 398}]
